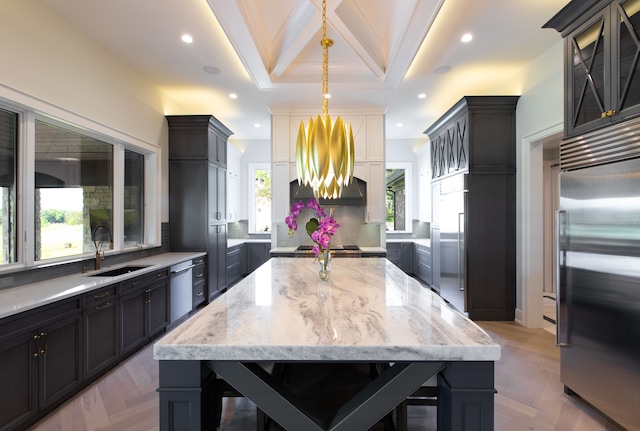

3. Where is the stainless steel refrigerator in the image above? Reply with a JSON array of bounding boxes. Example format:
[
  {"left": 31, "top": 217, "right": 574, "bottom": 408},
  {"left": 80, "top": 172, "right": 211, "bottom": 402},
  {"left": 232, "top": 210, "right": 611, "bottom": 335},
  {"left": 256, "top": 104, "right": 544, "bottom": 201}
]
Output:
[{"left": 557, "top": 157, "right": 640, "bottom": 430}]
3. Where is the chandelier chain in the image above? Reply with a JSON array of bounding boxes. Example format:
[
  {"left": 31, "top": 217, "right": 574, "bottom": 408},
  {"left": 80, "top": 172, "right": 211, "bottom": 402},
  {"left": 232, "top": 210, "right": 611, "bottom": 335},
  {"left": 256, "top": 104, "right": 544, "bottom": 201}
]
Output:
[{"left": 321, "top": 0, "right": 330, "bottom": 117}]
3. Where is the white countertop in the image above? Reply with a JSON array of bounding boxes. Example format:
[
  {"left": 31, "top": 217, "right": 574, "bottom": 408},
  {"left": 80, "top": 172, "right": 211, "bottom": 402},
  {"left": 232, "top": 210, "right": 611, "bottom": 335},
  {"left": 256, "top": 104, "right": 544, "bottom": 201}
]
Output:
[
  {"left": 154, "top": 257, "right": 499, "bottom": 362},
  {"left": 386, "top": 238, "right": 431, "bottom": 247},
  {"left": 228, "top": 238, "right": 271, "bottom": 247},
  {"left": 0, "top": 252, "right": 206, "bottom": 320}
]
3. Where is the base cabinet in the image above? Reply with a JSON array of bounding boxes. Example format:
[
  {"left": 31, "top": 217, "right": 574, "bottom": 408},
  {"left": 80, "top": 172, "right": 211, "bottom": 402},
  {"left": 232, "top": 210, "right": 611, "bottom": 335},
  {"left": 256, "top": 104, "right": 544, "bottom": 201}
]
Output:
[
  {"left": 246, "top": 243, "right": 271, "bottom": 274},
  {"left": 0, "top": 298, "right": 82, "bottom": 431},
  {"left": 84, "top": 286, "right": 118, "bottom": 379},
  {"left": 120, "top": 269, "right": 169, "bottom": 358}
]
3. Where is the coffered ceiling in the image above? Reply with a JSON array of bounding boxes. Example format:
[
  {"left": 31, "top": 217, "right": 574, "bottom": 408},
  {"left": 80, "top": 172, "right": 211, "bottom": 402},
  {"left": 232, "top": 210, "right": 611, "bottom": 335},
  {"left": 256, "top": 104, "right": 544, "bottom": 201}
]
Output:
[{"left": 39, "top": 0, "right": 569, "bottom": 142}]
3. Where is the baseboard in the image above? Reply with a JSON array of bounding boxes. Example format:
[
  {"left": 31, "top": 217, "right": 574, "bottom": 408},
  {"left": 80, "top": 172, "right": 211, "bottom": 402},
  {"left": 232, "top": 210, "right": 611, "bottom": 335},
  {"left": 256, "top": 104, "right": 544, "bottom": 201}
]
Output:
[{"left": 514, "top": 308, "right": 523, "bottom": 325}]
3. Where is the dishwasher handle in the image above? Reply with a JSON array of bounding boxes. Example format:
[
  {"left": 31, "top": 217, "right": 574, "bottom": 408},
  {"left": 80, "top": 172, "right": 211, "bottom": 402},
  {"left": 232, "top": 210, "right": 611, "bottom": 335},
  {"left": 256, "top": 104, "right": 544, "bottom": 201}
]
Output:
[{"left": 171, "top": 264, "right": 195, "bottom": 276}]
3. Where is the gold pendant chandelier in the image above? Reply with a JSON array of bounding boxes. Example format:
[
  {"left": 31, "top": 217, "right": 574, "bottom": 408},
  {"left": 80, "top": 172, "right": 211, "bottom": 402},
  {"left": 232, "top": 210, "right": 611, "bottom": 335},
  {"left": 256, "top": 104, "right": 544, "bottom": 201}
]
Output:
[{"left": 295, "top": 0, "right": 354, "bottom": 200}]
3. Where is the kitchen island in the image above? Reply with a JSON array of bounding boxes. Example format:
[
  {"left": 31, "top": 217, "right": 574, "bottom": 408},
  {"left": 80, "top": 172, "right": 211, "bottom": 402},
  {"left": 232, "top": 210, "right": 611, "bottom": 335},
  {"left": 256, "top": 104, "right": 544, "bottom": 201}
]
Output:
[{"left": 154, "top": 257, "right": 500, "bottom": 431}]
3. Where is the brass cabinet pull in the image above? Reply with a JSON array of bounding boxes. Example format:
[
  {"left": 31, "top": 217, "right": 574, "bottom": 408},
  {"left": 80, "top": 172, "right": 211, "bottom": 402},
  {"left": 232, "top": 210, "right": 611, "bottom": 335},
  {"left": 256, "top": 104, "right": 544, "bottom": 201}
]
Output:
[
  {"left": 94, "top": 291, "right": 111, "bottom": 299},
  {"left": 33, "top": 333, "right": 41, "bottom": 358},
  {"left": 95, "top": 302, "right": 112, "bottom": 311}
]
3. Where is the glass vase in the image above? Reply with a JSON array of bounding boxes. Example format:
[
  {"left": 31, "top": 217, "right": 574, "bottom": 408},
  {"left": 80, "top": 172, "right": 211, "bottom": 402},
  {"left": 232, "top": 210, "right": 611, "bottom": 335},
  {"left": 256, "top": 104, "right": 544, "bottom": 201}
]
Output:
[{"left": 317, "top": 248, "right": 331, "bottom": 281}]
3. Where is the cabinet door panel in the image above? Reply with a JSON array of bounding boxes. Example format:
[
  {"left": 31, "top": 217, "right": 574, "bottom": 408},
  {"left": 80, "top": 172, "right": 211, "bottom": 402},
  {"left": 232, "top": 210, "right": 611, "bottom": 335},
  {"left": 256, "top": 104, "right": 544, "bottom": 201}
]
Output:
[
  {"left": 0, "top": 332, "right": 37, "bottom": 430},
  {"left": 85, "top": 300, "right": 118, "bottom": 378},
  {"left": 39, "top": 314, "right": 82, "bottom": 410},
  {"left": 120, "top": 290, "right": 147, "bottom": 356},
  {"left": 148, "top": 282, "right": 168, "bottom": 337},
  {"left": 617, "top": 1, "right": 640, "bottom": 116},
  {"left": 568, "top": 13, "right": 608, "bottom": 132}
]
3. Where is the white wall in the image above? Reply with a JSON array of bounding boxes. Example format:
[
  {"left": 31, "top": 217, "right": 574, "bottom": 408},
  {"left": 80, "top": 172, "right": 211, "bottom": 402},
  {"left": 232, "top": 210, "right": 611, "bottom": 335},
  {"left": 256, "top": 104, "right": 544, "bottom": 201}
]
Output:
[
  {"left": 0, "top": 1, "right": 177, "bottom": 222},
  {"left": 514, "top": 40, "right": 564, "bottom": 327}
]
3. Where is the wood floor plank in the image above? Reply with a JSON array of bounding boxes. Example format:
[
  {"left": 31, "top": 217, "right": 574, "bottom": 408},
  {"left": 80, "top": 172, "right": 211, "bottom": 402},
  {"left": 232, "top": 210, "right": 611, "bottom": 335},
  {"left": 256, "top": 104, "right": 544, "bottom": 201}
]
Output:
[{"left": 27, "top": 322, "right": 625, "bottom": 431}]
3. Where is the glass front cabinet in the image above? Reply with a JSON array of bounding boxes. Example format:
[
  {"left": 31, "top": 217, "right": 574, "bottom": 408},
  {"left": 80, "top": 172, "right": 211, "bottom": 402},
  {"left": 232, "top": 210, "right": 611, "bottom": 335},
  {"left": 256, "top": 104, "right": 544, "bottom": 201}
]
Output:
[{"left": 547, "top": 0, "right": 640, "bottom": 137}]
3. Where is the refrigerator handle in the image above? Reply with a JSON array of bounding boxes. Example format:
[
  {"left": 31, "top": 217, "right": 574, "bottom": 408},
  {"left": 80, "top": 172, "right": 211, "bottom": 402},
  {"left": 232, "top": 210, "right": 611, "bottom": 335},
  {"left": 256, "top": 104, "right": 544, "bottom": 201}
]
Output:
[{"left": 555, "top": 210, "right": 570, "bottom": 347}]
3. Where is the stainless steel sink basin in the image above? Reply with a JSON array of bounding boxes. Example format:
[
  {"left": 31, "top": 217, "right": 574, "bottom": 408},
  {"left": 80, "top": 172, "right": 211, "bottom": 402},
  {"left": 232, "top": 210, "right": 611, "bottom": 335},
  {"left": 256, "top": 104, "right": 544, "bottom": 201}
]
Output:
[{"left": 88, "top": 265, "right": 149, "bottom": 277}]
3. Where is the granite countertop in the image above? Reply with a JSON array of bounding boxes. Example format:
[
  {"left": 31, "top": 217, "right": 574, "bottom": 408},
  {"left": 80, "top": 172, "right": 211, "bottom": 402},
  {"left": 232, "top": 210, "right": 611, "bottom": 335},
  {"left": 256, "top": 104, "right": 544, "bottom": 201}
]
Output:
[
  {"left": 154, "top": 257, "right": 500, "bottom": 362},
  {"left": 0, "top": 252, "right": 206, "bottom": 320}
]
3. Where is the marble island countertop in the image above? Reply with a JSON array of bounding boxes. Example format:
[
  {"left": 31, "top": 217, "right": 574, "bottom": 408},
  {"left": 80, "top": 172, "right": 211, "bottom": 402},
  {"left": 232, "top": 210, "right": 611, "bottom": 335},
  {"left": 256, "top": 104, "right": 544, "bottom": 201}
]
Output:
[
  {"left": 154, "top": 257, "right": 499, "bottom": 362},
  {"left": 0, "top": 252, "right": 206, "bottom": 320}
]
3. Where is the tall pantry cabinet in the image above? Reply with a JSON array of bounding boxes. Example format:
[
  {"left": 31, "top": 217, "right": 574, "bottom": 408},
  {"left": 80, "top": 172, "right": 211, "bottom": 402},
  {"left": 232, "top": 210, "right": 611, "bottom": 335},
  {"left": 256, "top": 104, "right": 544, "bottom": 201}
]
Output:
[{"left": 167, "top": 115, "right": 232, "bottom": 302}]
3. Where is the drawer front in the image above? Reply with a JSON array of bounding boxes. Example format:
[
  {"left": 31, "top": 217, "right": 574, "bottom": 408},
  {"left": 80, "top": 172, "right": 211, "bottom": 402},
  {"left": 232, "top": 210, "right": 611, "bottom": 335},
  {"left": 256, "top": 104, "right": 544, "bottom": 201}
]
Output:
[
  {"left": 84, "top": 285, "right": 117, "bottom": 307},
  {"left": 192, "top": 280, "right": 206, "bottom": 308},
  {"left": 192, "top": 263, "right": 206, "bottom": 284},
  {"left": 121, "top": 269, "right": 168, "bottom": 293}
]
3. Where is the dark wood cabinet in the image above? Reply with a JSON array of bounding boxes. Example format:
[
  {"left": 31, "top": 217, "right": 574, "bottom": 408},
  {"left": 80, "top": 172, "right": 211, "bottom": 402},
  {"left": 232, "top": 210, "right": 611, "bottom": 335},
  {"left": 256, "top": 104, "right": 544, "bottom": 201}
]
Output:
[
  {"left": 246, "top": 242, "right": 271, "bottom": 274},
  {"left": 414, "top": 244, "right": 432, "bottom": 286},
  {"left": 545, "top": 0, "right": 640, "bottom": 137},
  {"left": 38, "top": 313, "right": 83, "bottom": 410},
  {"left": 192, "top": 256, "right": 206, "bottom": 309},
  {"left": 427, "top": 96, "right": 518, "bottom": 320},
  {"left": 119, "top": 269, "right": 169, "bottom": 357},
  {"left": 84, "top": 285, "right": 118, "bottom": 379},
  {"left": 386, "top": 242, "right": 415, "bottom": 274},
  {"left": 0, "top": 298, "right": 82, "bottom": 431},
  {"left": 168, "top": 115, "right": 233, "bottom": 301},
  {"left": 226, "top": 244, "right": 244, "bottom": 287}
]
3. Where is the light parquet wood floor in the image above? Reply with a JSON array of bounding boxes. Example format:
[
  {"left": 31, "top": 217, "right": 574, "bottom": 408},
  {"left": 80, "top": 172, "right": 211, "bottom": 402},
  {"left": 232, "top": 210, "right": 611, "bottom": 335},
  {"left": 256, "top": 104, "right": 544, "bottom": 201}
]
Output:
[{"left": 27, "top": 322, "right": 623, "bottom": 431}]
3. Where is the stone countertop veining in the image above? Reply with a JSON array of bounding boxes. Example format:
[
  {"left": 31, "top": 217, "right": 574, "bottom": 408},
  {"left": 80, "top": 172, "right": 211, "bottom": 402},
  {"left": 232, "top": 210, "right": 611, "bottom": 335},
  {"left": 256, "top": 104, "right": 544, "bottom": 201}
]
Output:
[
  {"left": 154, "top": 257, "right": 499, "bottom": 362},
  {"left": 0, "top": 252, "right": 206, "bottom": 320}
]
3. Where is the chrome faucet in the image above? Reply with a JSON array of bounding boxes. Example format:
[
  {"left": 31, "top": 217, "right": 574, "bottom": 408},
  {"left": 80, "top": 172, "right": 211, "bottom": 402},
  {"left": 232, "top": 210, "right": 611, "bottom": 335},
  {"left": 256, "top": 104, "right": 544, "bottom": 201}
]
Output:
[{"left": 92, "top": 225, "right": 113, "bottom": 270}]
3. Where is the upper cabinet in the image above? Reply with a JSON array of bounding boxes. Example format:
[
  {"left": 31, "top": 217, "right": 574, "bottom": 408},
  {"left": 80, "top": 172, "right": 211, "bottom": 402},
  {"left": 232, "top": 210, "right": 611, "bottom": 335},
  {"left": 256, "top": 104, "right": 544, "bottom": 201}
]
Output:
[
  {"left": 545, "top": 0, "right": 640, "bottom": 137},
  {"left": 167, "top": 115, "right": 229, "bottom": 167}
]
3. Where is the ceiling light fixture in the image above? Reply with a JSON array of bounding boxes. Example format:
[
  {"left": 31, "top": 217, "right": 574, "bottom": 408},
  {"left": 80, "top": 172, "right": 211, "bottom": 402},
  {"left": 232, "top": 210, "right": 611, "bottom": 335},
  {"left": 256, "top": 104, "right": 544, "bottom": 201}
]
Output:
[
  {"left": 229, "top": 93, "right": 237, "bottom": 99},
  {"left": 181, "top": 34, "right": 193, "bottom": 44},
  {"left": 295, "top": 0, "right": 354, "bottom": 200},
  {"left": 461, "top": 33, "right": 473, "bottom": 43}
]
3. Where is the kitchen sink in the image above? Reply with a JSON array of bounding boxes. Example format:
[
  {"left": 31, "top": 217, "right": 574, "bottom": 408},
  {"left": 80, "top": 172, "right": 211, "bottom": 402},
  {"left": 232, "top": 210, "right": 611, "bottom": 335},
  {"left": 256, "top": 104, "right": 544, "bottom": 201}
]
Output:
[{"left": 88, "top": 265, "right": 149, "bottom": 277}]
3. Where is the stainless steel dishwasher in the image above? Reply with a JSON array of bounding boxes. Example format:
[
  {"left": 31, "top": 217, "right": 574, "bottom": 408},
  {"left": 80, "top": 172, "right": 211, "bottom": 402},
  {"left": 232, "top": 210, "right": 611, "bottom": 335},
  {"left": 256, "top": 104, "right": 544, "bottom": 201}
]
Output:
[{"left": 169, "top": 260, "right": 194, "bottom": 323}]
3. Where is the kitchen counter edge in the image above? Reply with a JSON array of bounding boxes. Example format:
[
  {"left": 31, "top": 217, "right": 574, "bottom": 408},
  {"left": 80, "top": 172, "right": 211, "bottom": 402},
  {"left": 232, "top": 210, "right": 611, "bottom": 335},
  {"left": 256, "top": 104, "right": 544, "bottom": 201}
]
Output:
[{"left": 0, "top": 252, "right": 206, "bottom": 320}]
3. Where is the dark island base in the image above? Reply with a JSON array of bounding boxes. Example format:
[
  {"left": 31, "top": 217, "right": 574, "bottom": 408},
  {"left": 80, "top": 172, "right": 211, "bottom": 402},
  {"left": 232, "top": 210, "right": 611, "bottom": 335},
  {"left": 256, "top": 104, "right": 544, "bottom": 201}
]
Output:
[{"left": 158, "top": 360, "right": 495, "bottom": 431}]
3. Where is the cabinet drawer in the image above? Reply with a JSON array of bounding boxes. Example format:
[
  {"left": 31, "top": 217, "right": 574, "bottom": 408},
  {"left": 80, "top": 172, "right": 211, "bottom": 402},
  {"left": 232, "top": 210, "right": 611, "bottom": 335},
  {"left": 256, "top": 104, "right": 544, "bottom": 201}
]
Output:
[
  {"left": 192, "top": 280, "right": 206, "bottom": 308},
  {"left": 84, "top": 285, "right": 117, "bottom": 307},
  {"left": 121, "top": 269, "right": 168, "bottom": 293},
  {"left": 192, "top": 263, "right": 206, "bottom": 284}
]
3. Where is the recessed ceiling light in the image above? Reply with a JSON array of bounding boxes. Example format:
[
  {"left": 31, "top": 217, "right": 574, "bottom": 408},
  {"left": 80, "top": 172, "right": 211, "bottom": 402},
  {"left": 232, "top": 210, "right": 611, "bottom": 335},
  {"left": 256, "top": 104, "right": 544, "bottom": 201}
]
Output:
[
  {"left": 461, "top": 33, "right": 473, "bottom": 43},
  {"left": 181, "top": 34, "right": 193, "bottom": 44},
  {"left": 229, "top": 93, "right": 238, "bottom": 99},
  {"left": 254, "top": 124, "right": 260, "bottom": 128},
  {"left": 397, "top": 123, "right": 403, "bottom": 128},
  {"left": 418, "top": 93, "right": 426, "bottom": 99}
]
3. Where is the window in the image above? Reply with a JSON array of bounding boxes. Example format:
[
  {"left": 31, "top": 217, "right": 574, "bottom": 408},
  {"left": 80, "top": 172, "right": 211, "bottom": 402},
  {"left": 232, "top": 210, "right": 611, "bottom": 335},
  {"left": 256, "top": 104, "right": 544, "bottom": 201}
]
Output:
[
  {"left": 35, "top": 120, "right": 114, "bottom": 260},
  {"left": 385, "top": 162, "right": 413, "bottom": 233},
  {"left": 0, "top": 100, "right": 156, "bottom": 269},
  {"left": 249, "top": 163, "right": 271, "bottom": 233},
  {"left": 124, "top": 149, "right": 144, "bottom": 246},
  {"left": 0, "top": 108, "right": 17, "bottom": 265}
]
